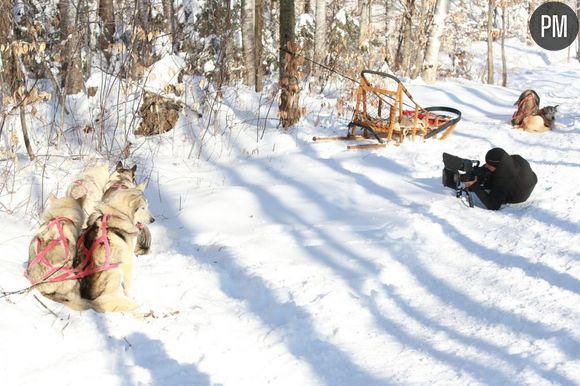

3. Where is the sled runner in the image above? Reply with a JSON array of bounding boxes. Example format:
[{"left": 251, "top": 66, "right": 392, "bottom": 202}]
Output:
[{"left": 313, "top": 70, "right": 462, "bottom": 150}]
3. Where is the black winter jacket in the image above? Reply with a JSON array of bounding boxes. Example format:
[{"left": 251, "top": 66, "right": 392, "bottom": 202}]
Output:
[{"left": 471, "top": 149, "right": 537, "bottom": 210}]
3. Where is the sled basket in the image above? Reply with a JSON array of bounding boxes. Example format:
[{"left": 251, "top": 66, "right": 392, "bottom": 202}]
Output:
[{"left": 314, "top": 70, "right": 461, "bottom": 150}]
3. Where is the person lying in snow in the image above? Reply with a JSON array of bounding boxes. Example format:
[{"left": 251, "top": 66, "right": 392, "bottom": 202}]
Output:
[{"left": 463, "top": 148, "right": 537, "bottom": 210}]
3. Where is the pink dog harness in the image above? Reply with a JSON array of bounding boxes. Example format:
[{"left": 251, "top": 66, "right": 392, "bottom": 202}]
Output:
[
  {"left": 26, "top": 217, "right": 75, "bottom": 284},
  {"left": 26, "top": 215, "right": 119, "bottom": 286},
  {"left": 75, "top": 215, "right": 120, "bottom": 277}
]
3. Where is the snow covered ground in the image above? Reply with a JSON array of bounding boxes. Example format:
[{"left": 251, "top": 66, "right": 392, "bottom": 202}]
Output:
[{"left": 0, "top": 49, "right": 579, "bottom": 385}]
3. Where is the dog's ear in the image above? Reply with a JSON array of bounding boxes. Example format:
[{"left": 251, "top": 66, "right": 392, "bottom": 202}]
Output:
[
  {"left": 47, "top": 193, "right": 57, "bottom": 205},
  {"left": 69, "top": 187, "right": 86, "bottom": 200},
  {"left": 116, "top": 161, "right": 123, "bottom": 171},
  {"left": 136, "top": 182, "right": 146, "bottom": 192}
]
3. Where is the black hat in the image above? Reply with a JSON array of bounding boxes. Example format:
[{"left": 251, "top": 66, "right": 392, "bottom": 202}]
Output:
[{"left": 485, "top": 148, "right": 506, "bottom": 166}]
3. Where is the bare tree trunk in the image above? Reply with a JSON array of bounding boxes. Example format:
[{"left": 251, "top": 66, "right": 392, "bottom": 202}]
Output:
[
  {"left": 135, "top": 0, "right": 154, "bottom": 74},
  {"left": 98, "top": 0, "right": 115, "bottom": 61},
  {"left": 295, "top": 0, "right": 308, "bottom": 14},
  {"left": 162, "top": 0, "right": 175, "bottom": 53},
  {"left": 19, "top": 104, "right": 35, "bottom": 160},
  {"left": 255, "top": 0, "right": 264, "bottom": 92},
  {"left": 501, "top": 6, "right": 507, "bottom": 87},
  {"left": 383, "top": 0, "right": 394, "bottom": 67},
  {"left": 0, "top": 0, "right": 35, "bottom": 160},
  {"left": 422, "top": 0, "right": 448, "bottom": 83},
  {"left": 279, "top": 0, "right": 301, "bottom": 129},
  {"left": 60, "top": 0, "right": 84, "bottom": 94},
  {"left": 84, "top": 0, "right": 99, "bottom": 77},
  {"left": 401, "top": 0, "right": 415, "bottom": 75},
  {"left": 242, "top": 0, "right": 256, "bottom": 86},
  {"left": 394, "top": 0, "right": 415, "bottom": 74},
  {"left": 358, "top": 0, "right": 371, "bottom": 49},
  {"left": 0, "top": 0, "right": 19, "bottom": 95},
  {"left": 527, "top": 0, "right": 535, "bottom": 46},
  {"left": 222, "top": 1, "right": 234, "bottom": 87},
  {"left": 314, "top": 0, "right": 326, "bottom": 65},
  {"left": 486, "top": 0, "right": 494, "bottom": 85}
]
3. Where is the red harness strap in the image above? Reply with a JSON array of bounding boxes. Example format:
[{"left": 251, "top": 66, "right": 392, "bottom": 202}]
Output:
[
  {"left": 26, "top": 217, "right": 76, "bottom": 284},
  {"left": 512, "top": 93, "right": 537, "bottom": 128},
  {"left": 74, "top": 214, "right": 120, "bottom": 278},
  {"left": 26, "top": 215, "right": 120, "bottom": 286}
]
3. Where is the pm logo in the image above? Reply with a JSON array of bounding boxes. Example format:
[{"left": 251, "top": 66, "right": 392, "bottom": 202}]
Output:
[{"left": 529, "top": 2, "right": 579, "bottom": 51}]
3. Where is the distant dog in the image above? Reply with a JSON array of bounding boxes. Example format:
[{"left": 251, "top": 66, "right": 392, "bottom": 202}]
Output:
[
  {"left": 26, "top": 194, "right": 85, "bottom": 305},
  {"left": 104, "top": 162, "right": 152, "bottom": 256},
  {"left": 522, "top": 105, "right": 558, "bottom": 132},
  {"left": 66, "top": 164, "right": 109, "bottom": 227},
  {"left": 511, "top": 89, "right": 540, "bottom": 127},
  {"left": 539, "top": 105, "right": 558, "bottom": 129},
  {"left": 102, "top": 162, "right": 138, "bottom": 200},
  {"left": 78, "top": 187, "right": 155, "bottom": 313}
]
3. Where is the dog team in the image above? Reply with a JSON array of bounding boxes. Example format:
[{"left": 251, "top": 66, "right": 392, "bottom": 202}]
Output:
[
  {"left": 23, "top": 88, "right": 556, "bottom": 315},
  {"left": 25, "top": 161, "right": 155, "bottom": 314}
]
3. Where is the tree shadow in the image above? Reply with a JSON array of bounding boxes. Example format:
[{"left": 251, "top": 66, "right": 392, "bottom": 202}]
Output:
[
  {"left": 144, "top": 136, "right": 577, "bottom": 384},
  {"left": 198, "top": 150, "right": 556, "bottom": 382},
  {"left": 150, "top": 177, "right": 390, "bottom": 385},
  {"left": 128, "top": 332, "right": 212, "bottom": 386},
  {"left": 322, "top": 153, "right": 580, "bottom": 362}
]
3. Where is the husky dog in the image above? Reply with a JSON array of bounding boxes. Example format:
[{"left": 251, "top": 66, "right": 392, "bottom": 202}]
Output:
[
  {"left": 512, "top": 89, "right": 540, "bottom": 127},
  {"left": 78, "top": 187, "right": 155, "bottom": 313},
  {"left": 102, "top": 162, "right": 137, "bottom": 198},
  {"left": 522, "top": 105, "right": 558, "bottom": 132},
  {"left": 26, "top": 194, "right": 85, "bottom": 305},
  {"left": 539, "top": 105, "right": 558, "bottom": 129},
  {"left": 66, "top": 164, "right": 109, "bottom": 227},
  {"left": 103, "top": 162, "right": 152, "bottom": 256}
]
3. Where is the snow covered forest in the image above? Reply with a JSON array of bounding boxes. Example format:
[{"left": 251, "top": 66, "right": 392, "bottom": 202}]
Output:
[
  {"left": 1, "top": 0, "right": 578, "bottom": 160},
  {"left": 1, "top": 0, "right": 580, "bottom": 385}
]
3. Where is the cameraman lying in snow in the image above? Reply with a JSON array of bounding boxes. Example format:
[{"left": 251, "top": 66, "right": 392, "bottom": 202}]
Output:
[{"left": 463, "top": 148, "right": 537, "bottom": 210}]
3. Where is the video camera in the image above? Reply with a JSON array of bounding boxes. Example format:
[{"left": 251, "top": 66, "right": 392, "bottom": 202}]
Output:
[{"left": 442, "top": 152, "right": 492, "bottom": 207}]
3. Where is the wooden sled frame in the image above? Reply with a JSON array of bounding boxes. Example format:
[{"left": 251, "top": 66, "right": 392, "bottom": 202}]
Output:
[{"left": 314, "top": 70, "right": 462, "bottom": 150}]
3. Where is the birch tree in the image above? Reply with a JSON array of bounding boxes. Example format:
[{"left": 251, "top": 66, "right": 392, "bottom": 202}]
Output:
[
  {"left": 358, "top": 0, "right": 371, "bottom": 49},
  {"left": 486, "top": 0, "right": 494, "bottom": 84},
  {"left": 500, "top": 4, "right": 507, "bottom": 86},
  {"left": 255, "top": 0, "right": 264, "bottom": 91},
  {"left": 422, "top": 0, "right": 448, "bottom": 83},
  {"left": 314, "top": 0, "right": 326, "bottom": 65},
  {"left": 242, "top": 0, "right": 256, "bottom": 86}
]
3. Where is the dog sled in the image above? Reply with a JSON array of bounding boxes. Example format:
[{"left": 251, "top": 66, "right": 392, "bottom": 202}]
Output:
[{"left": 313, "top": 70, "right": 461, "bottom": 150}]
